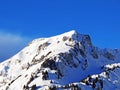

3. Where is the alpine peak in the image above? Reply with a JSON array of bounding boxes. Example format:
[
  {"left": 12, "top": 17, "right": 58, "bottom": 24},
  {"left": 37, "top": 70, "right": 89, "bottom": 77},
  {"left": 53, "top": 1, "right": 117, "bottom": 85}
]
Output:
[{"left": 0, "top": 30, "right": 120, "bottom": 90}]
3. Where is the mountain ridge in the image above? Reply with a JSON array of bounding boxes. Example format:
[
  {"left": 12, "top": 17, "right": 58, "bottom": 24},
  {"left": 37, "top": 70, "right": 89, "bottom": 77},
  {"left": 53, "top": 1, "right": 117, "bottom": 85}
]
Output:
[{"left": 0, "top": 30, "right": 120, "bottom": 90}]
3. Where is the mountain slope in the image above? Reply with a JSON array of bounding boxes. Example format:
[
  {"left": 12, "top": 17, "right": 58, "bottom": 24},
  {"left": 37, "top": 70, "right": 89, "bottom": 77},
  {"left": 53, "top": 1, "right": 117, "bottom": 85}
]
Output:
[{"left": 0, "top": 30, "right": 120, "bottom": 90}]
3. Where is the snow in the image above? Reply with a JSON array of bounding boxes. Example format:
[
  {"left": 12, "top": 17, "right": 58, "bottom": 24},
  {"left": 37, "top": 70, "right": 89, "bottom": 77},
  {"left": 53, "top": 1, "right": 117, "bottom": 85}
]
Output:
[{"left": 0, "top": 30, "right": 120, "bottom": 90}]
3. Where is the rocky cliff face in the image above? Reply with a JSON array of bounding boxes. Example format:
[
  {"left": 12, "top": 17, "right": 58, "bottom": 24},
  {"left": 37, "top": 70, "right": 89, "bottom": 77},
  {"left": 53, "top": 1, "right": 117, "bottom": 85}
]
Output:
[{"left": 0, "top": 30, "right": 120, "bottom": 90}]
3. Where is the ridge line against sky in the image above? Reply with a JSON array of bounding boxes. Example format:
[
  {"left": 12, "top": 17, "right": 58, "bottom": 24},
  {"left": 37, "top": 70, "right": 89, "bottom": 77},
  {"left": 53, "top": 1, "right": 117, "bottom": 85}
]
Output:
[{"left": 0, "top": 0, "right": 120, "bottom": 62}]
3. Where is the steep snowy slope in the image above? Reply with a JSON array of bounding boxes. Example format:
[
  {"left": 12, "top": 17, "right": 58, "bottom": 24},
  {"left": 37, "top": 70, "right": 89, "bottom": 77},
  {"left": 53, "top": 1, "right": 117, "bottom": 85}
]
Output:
[{"left": 0, "top": 30, "right": 120, "bottom": 90}]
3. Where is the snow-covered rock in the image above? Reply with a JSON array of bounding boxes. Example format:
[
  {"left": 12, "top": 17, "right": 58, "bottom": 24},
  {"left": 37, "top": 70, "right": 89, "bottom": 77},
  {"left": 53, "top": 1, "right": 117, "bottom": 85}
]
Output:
[{"left": 0, "top": 30, "right": 120, "bottom": 90}]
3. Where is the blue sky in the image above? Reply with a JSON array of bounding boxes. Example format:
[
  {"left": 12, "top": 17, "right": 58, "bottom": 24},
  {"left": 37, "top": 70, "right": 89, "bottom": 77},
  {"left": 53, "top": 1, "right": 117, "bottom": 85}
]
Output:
[{"left": 0, "top": 0, "right": 120, "bottom": 62}]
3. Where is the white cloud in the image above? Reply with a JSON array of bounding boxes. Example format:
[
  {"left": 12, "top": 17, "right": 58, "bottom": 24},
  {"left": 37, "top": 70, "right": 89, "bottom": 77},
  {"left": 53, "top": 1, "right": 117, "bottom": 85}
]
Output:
[{"left": 0, "top": 31, "right": 31, "bottom": 62}]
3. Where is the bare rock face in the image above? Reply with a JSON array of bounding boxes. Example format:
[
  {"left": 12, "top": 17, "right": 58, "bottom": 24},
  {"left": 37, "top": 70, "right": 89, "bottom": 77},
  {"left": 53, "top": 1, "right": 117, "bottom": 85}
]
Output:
[
  {"left": 41, "top": 58, "right": 57, "bottom": 70},
  {"left": 103, "top": 51, "right": 115, "bottom": 60},
  {"left": 84, "top": 35, "right": 92, "bottom": 46},
  {"left": 91, "top": 48, "right": 99, "bottom": 59}
]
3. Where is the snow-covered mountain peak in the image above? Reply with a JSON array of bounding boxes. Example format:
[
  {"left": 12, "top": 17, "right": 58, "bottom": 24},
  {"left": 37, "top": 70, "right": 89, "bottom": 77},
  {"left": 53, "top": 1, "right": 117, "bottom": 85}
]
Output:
[
  {"left": 59, "top": 30, "right": 77, "bottom": 36},
  {"left": 0, "top": 31, "right": 120, "bottom": 90},
  {"left": 30, "top": 30, "right": 92, "bottom": 48}
]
